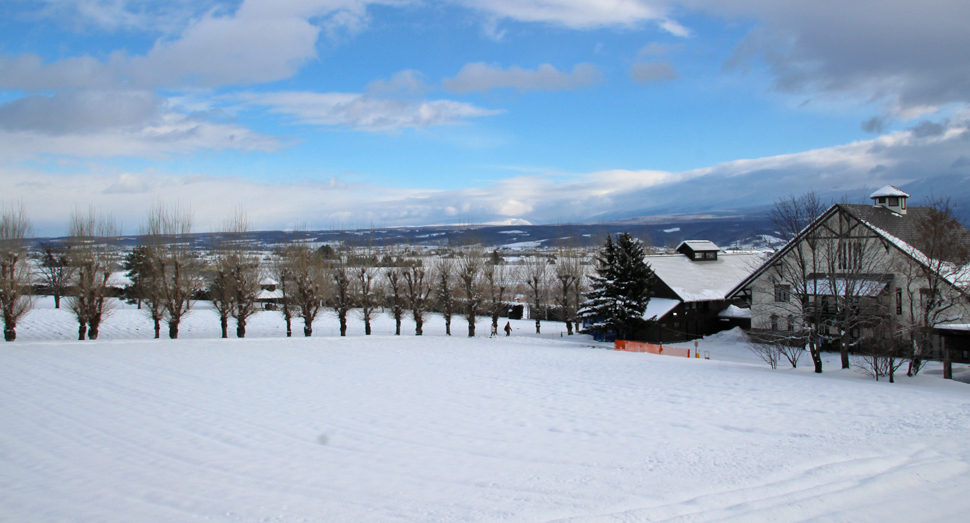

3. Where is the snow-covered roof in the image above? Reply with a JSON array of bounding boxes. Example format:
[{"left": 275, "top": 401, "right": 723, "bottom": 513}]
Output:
[
  {"left": 256, "top": 289, "right": 283, "bottom": 300},
  {"left": 642, "top": 297, "right": 680, "bottom": 321},
  {"left": 718, "top": 305, "right": 751, "bottom": 319},
  {"left": 647, "top": 252, "right": 762, "bottom": 302},
  {"left": 869, "top": 185, "right": 910, "bottom": 199},
  {"left": 677, "top": 240, "right": 720, "bottom": 252},
  {"left": 260, "top": 277, "right": 278, "bottom": 286}
]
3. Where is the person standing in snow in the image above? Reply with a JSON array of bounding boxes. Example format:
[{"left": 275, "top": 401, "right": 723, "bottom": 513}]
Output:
[{"left": 504, "top": 322, "right": 512, "bottom": 336}]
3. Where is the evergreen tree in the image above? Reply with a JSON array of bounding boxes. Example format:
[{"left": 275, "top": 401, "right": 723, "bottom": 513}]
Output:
[{"left": 579, "top": 233, "right": 655, "bottom": 339}]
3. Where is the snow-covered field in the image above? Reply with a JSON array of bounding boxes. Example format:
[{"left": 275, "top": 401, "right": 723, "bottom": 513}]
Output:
[{"left": 3, "top": 298, "right": 970, "bottom": 522}]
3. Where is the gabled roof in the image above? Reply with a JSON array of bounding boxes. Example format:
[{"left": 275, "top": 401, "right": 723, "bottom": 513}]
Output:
[
  {"left": 869, "top": 185, "right": 910, "bottom": 199},
  {"left": 726, "top": 203, "right": 970, "bottom": 299},
  {"left": 648, "top": 252, "right": 762, "bottom": 302}
]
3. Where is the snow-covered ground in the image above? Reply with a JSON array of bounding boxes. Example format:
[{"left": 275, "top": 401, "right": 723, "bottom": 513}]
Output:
[{"left": 3, "top": 298, "right": 970, "bottom": 522}]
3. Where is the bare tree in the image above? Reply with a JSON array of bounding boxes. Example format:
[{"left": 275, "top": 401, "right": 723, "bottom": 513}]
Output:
[
  {"left": 289, "top": 242, "right": 329, "bottom": 337},
  {"left": 383, "top": 252, "right": 407, "bottom": 335},
  {"left": 270, "top": 245, "right": 296, "bottom": 337},
  {"left": 766, "top": 192, "right": 828, "bottom": 373},
  {"left": 482, "top": 253, "right": 516, "bottom": 336},
  {"left": 433, "top": 256, "right": 456, "bottom": 335},
  {"left": 897, "top": 197, "right": 970, "bottom": 377},
  {"left": 553, "top": 247, "right": 584, "bottom": 335},
  {"left": 816, "top": 203, "right": 892, "bottom": 370},
  {"left": 747, "top": 339, "right": 780, "bottom": 369},
  {"left": 217, "top": 211, "right": 262, "bottom": 338},
  {"left": 457, "top": 249, "right": 483, "bottom": 337},
  {"left": 522, "top": 254, "right": 550, "bottom": 334},
  {"left": 329, "top": 258, "right": 354, "bottom": 336},
  {"left": 143, "top": 203, "right": 201, "bottom": 339},
  {"left": 351, "top": 249, "right": 380, "bottom": 335},
  {"left": 208, "top": 258, "right": 235, "bottom": 339},
  {"left": 402, "top": 258, "right": 433, "bottom": 336},
  {"left": 0, "top": 203, "right": 34, "bottom": 342},
  {"left": 66, "top": 207, "right": 119, "bottom": 340},
  {"left": 39, "top": 243, "right": 74, "bottom": 309}
]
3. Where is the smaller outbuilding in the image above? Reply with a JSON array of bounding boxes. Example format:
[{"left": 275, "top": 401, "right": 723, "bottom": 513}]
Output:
[{"left": 638, "top": 242, "right": 760, "bottom": 343}]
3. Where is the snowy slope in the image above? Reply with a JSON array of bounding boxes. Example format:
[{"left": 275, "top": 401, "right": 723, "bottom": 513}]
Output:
[{"left": 2, "top": 301, "right": 970, "bottom": 522}]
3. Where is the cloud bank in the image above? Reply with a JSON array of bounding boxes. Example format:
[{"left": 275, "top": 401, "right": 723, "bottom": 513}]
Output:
[{"left": 9, "top": 115, "right": 970, "bottom": 236}]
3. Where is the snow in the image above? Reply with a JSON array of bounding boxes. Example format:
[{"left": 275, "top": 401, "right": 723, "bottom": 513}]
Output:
[
  {"left": 642, "top": 297, "right": 680, "bottom": 320},
  {"left": 3, "top": 300, "right": 970, "bottom": 522},
  {"left": 718, "top": 304, "right": 751, "bottom": 318},
  {"left": 663, "top": 227, "right": 680, "bottom": 233},
  {"left": 870, "top": 185, "right": 911, "bottom": 198},
  {"left": 647, "top": 252, "right": 763, "bottom": 303}
]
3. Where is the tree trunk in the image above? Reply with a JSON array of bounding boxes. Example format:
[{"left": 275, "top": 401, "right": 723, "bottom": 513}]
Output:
[
  {"left": 285, "top": 316, "right": 292, "bottom": 337},
  {"left": 78, "top": 322, "right": 87, "bottom": 341},
  {"left": 944, "top": 338, "right": 953, "bottom": 380},
  {"left": 236, "top": 319, "right": 246, "bottom": 338},
  {"left": 394, "top": 311, "right": 401, "bottom": 335},
  {"left": 364, "top": 319, "right": 371, "bottom": 336},
  {"left": 339, "top": 313, "right": 347, "bottom": 336},
  {"left": 153, "top": 318, "right": 161, "bottom": 339},
  {"left": 220, "top": 315, "right": 229, "bottom": 339},
  {"left": 168, "top": 321, "right": 179, "bottom": 339},
  {"left": 566, "top": 320, "right": 573, "bottom": 335},
  {"left": 468, "top": 311, "right": 476, "bottom": 337},
  {"left": 4, "top": 327, "right": 15, "bottom": 342},
  {"left": 445, "top": 317, "right": 451, "bottom": 336},
  {"left": 810, "top": 340, "right": 823, "bottom": 373},
  {"left": 535, "top": 318, "right": 541, "bottom": 334},
  {"left": 87, "top": 319, "right": 100, "bottom": 340},
  {"left": 415, "top": 319, "right": 423, "bottom": 336},
  {"left": 303, "top": 320, "right": 313, "bottom": 337},
  {"left": 54, "top": 295, "right": 61, "bottom": 309}
]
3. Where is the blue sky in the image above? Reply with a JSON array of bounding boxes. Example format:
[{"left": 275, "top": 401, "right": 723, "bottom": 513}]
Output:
[{"left": 2, "top": 0, "right": 969, "bottom": 235}]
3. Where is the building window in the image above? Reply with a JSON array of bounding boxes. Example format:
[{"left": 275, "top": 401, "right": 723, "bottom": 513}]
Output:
[
  {"left": 774, "top": 285, "right": 791, "bottom": 303},
  {"left": 888, "top": 197, "right": 899, "bottom": 206},
  {"left": 770, "top": 314, "right": 778, "bottom": 331},
  {"left": 838, "top": 242, "right": 864, "bottom": 270},
  {"left": 878, "top": 197, "right": 886, "bottom": 204},
  {"left": 896, "top": 288, "right": 902, "bottom": 315}
]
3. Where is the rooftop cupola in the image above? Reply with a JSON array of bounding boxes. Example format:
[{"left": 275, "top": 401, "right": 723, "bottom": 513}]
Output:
[{"left": 870, "top": 185, "right": 910, "bottom": 215}]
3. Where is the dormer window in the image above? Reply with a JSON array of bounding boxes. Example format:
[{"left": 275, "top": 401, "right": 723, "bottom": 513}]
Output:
[
  {"left": 676, "top": 240, "right": 720, "bottom": 261},
  {"left": 888, "top": 197, "right": 899, "bottom": 207}
]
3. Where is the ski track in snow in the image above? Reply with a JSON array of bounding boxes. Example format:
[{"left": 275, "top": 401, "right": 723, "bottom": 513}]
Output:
[{"left": 2, "top": 298, "right": 970, "bottom": 522}]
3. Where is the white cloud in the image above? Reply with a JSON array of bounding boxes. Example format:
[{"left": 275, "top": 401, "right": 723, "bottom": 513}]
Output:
[
  {"left": 455, "top": 0, "right": 672, "bottom": 30},
  {"left": 239, "top": 90, "right": 501, "bottom": 132},
  {"left": 0, "top": 90, "right": 161, "bottom": 134},
  {"left": 698, "top": 0, "right": 970, "bottom": 116},
  {"left": 6, "top": 117, "right": 970, "bottom": 235},
  {"left": 443, "top": 63, "right": 603, "bottom": 94},
  {"left": 0, "top": 110, "right": 280, "bottom": 161},
  {"left": 1, "top": 0, "right": 379, "bottom": 91}
]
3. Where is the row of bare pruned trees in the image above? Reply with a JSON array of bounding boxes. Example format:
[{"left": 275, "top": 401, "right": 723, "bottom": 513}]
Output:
[{"left": 1, "top": 202, "right": 593, "bottom": 342}]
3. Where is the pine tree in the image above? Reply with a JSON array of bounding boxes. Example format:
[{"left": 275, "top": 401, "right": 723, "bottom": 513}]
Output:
[{"left": 579, "top": 233, "right": 655, "bottom": 339}]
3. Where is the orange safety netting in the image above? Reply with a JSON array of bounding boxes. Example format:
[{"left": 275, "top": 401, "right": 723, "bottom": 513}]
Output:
[{"left": 615, "top": 340, "right": 691, "bottom": 358}]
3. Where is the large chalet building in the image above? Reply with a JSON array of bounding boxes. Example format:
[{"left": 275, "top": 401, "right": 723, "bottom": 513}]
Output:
[{"left": 727, "top": 186, "right": 970, "bottom": 367}]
